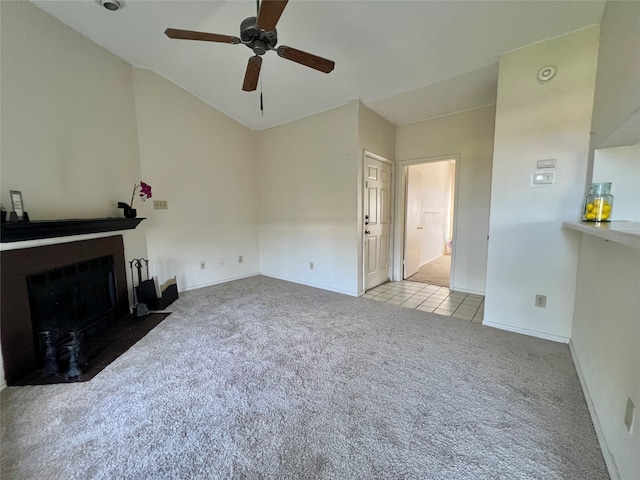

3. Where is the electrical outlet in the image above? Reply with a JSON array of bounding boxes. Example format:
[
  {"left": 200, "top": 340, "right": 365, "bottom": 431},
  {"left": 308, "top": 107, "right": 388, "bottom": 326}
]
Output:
[
  {"left": 535, "top": 294, "right": 546, "bottom": 308},
  {"left": 219, "top": 259, "right": 224, "bottom": 267},
  {"left": 625, "top": 398, "right": 635, "bottom": 433},
  {"left": 200, "top": 261, "right": 206, "bottom": 270},
  {"left": 153, "top": 200, "right": 168, "bottom": 210},
  {"left": 238, "top": 255, "right": 243, "bottom": 263},
  {"left": 310, "top": 262, "right": 314, "bottom": 270}
]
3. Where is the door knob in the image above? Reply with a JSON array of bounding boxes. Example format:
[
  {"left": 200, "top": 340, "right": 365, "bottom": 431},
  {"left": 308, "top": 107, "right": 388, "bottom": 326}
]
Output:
[{"left": 365, "top": 230, "right": 371, "bottom": 235}]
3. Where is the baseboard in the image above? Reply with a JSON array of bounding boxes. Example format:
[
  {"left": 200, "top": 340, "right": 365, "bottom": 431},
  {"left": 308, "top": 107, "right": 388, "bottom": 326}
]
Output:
[
  {"left": 569, "top": 340, "right": 621, "bottom": 480},
  {"left": 419, "top": 256, "right": 441, "bottom": 267},
  {"left": 181, "top": 272, "right": 260, "bottom": 292},
  {"left": 451, "top": 286, "right": 484, "bottom": 296},
  {"left": 482, "top": 321, "right": 570, "bottom": 343},
  {"left": 260, "top": 273, "right": 358, "bottom": 297}
]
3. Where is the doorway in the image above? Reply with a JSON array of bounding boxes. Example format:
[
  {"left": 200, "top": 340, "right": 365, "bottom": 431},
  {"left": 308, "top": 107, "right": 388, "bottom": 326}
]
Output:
[
  {"left": 363, "top": 152, "right": 393, "bottom": 291},
  {"left": 403, "top": 158, "right": 457, "bottom": 288}
]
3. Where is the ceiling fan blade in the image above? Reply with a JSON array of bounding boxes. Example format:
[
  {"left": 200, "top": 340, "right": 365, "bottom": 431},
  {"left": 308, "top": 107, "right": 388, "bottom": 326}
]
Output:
[
  {"left": 276, "top": 46, "right": 335, "bottom": 74},
  {"left": 242, "top": 56, "right": 262, "bottom": 92},
  {"left": 256, "top": 0, "right": 289, "bottom": 32},
  {"left": 165, "top": 28, "right": 240, "bottom": 44}
]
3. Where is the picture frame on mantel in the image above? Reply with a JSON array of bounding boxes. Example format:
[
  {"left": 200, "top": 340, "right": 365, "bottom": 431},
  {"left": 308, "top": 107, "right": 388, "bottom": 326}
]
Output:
[{"left": 9, "top": 190, "right": 29, "bottom": 222}]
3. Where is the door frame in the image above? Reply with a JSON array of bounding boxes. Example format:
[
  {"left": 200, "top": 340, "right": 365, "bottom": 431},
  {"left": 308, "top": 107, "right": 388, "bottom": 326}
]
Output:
[
  {"left": 360, "top": 150, "right": 394, "bottom": 295},
  {"left": 393, "top": 154, "right": 461, "bottom": 290}
]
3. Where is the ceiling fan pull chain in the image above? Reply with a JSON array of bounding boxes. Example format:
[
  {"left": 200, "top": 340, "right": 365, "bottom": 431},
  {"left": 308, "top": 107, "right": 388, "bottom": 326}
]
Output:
[{"left": 260, "top": 82, "right": 264, "bottom": 116}]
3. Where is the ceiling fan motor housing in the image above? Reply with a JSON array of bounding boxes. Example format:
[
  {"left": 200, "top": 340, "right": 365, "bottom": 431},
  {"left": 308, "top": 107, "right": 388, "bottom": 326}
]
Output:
[{"left": 240, "top": 17, "right": 277, "bottom": 55}]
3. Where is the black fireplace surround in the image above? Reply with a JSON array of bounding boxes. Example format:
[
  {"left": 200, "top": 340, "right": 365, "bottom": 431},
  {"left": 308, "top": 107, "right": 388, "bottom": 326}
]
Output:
[{"left": 1, "top": 236, "right": 130, "bottom": 384}]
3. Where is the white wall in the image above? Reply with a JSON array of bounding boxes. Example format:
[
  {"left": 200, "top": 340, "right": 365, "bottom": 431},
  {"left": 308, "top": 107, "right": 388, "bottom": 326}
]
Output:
[
  {"left": 357, "top": 103, "right": 395, "bottom": 294},
  {"left": 0, "top": 1, "right": 149, "bottom": 260},
  {"left": 0, "top": 2, "right": 145, "bottom": 240},
  {"left": 396, "top": 105, "right": 495, "bottom": 294},
  {"left": 412, "top": 161, "right": 454, "bottom": 265},
  {"left": 132, "top": 69, "right": 260, "bottom": 291},
  {"left": 257, "top": 102, "right": 360, "bottom": 296},
  {"left": 589, "top": 2, "right": 640, "bottom": 160},
  {"left": 593, "top": 143, "right": 640, "bottom": 222},
  {"left": 570, "top": 235, "right": 639, "bottom": 480},
  {"left": 484, "top": 27, "right": 600, "bottom": 341},
  {"left": 358, "top": 103, "right": 396, "bottom": 161}
]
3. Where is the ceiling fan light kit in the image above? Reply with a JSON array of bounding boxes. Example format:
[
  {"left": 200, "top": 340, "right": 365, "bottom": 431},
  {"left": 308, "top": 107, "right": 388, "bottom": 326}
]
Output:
[{"left": 165, "top": 0, "right": 335, "bottom": 93}]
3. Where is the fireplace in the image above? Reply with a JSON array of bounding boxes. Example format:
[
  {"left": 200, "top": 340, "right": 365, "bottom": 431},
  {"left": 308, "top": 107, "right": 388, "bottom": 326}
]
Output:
[
  {"left": 1, "top": 236, "right": 129, "bottom": 384},
  {"left": 27, "top": 255, "right": 118, "bottom": 362}
]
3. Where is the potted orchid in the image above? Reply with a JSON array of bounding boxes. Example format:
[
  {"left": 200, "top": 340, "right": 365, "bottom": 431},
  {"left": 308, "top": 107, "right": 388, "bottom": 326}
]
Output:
[{"left": 118, "top": 181, "right": 152, "bottom": 218}]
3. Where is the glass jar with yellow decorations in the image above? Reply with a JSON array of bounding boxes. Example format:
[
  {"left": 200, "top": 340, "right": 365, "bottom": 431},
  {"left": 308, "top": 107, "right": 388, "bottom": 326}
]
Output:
[{"left": 583, "top": 182, "right": 614, "bottom": 222}]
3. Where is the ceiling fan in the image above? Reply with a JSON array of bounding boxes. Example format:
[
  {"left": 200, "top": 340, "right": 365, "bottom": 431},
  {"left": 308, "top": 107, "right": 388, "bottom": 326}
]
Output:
[{"left": 165, "top": 0, "right": 335, "bottom": 92}]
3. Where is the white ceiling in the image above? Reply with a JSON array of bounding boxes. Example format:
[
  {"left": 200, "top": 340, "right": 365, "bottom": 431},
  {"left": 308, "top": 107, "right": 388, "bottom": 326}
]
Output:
[{"left": 32, "top": 0, "right": 606, "bottom": 131}]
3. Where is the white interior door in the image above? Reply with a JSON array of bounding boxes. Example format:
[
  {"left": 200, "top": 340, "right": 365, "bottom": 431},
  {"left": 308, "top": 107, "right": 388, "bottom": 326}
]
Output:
[
  {"left": 364, "top": 155, "right": 392, "bottom": 290},
  {"left": 404, "top": 167, "right": 422, "bottom": 279}
]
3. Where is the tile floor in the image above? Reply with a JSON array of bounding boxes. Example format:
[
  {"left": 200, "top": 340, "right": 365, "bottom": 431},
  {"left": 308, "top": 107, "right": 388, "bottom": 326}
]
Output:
[{"left": 363, "top": 280, "right": 484, "bottom": 324}]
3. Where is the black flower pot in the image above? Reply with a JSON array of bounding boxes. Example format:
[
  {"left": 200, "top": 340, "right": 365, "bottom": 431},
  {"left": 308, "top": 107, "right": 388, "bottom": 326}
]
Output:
[
  {"left": 117, "top": 202, "right": 137, "bottom": 219},
  {"left": 124, "top": 207, "right": 137, "bottom": 219}
]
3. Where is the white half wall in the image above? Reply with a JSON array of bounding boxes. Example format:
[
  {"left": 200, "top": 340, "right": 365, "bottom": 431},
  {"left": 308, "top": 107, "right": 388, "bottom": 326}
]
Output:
[
  {"left": 484, "top": 27, "right": 599, "bottom": 341},
  {"left": 132, "top": 69, "right": 260, "bottom": 291},
  {"left": 395, "top": 105, "right": 495, "bottom": 294},
  {"left": 570, "top": 234, "right": 639, "bottom": 480},
  {"left": 257, "top": 102, "right": 360, "bottom": 296}
]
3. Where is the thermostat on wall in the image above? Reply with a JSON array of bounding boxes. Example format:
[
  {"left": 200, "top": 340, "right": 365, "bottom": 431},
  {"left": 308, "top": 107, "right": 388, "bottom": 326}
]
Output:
[{"left": 532, "top": 172, "right": 555, "bottom": 185}]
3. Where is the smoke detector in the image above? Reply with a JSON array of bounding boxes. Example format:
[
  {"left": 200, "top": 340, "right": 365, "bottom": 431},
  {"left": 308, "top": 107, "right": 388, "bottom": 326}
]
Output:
[
  {"left": 96, "top": 0, "right": 123, "bottom": 11},
  {"left": 537, "top": 65, "right": 556, "bottom": 83}
]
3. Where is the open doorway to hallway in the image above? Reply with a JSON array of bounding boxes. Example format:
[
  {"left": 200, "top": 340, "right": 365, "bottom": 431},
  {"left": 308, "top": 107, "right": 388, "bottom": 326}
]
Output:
[{"left": 403, "top": 159, "right": 456, "bottom": 287}]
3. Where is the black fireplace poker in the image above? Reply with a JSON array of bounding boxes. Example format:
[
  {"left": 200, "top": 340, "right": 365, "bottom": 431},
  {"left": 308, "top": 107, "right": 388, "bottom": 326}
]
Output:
[{"left": 129, "top": 258, "right": 150, "bottom": 317}]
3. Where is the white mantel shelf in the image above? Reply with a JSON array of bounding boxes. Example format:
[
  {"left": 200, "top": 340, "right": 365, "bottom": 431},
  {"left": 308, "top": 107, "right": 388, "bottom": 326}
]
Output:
[{"left": 563, "top": 221, "right": 640, "bottom": 250}]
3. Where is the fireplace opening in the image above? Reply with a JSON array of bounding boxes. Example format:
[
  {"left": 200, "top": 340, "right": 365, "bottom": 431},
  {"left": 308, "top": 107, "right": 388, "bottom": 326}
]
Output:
[{"left": 27, "top": 255, "right": 117, "bottom": 370}]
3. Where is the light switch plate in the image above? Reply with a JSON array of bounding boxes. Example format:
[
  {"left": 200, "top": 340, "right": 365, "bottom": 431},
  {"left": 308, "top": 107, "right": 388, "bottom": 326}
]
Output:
[
  {"left": 537, "top": 159, "right": 556, "bottom": 169},
  {"left": 153, "top": 200, "right": 168, "bottom": 210}
]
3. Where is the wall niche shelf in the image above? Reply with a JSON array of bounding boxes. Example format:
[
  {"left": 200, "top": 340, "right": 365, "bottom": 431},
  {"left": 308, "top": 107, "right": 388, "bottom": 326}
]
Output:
[
  {"left": 562, "top": 221, "right": 640, "bottom": 250},
  {"left": 0, "top": 217, "right": 144, "bottom": 243}
]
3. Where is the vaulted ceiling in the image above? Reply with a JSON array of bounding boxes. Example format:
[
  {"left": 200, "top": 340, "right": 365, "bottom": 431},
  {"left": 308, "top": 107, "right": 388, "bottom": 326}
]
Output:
[{"left": 32, "top": 0, "right": 605, "bottom": 131}]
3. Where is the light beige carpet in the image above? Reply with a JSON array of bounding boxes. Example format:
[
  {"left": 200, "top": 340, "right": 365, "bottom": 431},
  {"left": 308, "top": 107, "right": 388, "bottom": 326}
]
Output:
[
  {"left": 407, "top": 255, "right": 451, "bottom": 286},
  {"left": 0, "top": 276, "right": 608, "bottom": 479}
]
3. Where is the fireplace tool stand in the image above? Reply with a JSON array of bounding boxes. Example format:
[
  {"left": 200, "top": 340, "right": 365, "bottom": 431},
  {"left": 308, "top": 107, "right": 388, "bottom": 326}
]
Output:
[
  {"left": 129, "top": 258, "right": 150, "bottom": 317},
  {"left": 129, "top": 258, "right": 179, "bottom": 315}
]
